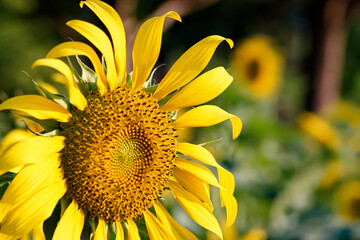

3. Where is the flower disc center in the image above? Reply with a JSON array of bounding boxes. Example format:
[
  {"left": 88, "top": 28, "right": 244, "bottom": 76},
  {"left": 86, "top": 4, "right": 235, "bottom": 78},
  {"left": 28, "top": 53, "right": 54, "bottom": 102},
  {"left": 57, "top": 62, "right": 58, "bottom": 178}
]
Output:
[{"left": 60, "top": 86, "right": 176, "bottom": 222}]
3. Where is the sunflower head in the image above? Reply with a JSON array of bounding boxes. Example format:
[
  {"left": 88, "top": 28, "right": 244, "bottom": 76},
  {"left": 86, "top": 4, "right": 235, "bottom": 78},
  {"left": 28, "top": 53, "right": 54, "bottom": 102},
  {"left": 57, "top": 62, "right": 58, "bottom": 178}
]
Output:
[
  {"left": 0, "top": 0, "right": 241, "bottom": 239},
  {"left": 335, "top": 180, "right": 360, "bottom": 222},
  {"left": 231, "top": 35, "right": 283, "bottom": 99}
]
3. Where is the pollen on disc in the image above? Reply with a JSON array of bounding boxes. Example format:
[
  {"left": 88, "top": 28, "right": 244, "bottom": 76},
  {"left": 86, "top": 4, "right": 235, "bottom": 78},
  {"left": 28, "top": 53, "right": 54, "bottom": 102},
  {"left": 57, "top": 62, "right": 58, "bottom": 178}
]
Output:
[{"left": 60, "top": 86, "right": 177, "bottom": 222}]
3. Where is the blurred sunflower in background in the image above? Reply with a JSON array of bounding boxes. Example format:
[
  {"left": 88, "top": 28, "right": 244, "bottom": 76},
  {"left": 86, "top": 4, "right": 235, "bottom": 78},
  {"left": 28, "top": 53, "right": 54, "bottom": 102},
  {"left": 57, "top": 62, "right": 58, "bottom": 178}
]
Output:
[
  {"left": 231, "top": 35, "right": 283, "bottom": 99},
  {"left": 0, "top": 0, "right": 241, "bottom": 239}
]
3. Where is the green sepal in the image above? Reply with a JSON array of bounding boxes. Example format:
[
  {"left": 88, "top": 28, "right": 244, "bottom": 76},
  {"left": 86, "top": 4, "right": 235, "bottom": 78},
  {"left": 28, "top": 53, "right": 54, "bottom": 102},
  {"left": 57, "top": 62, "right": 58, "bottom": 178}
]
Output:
[
  {"left": 31, "top": 79, "right": 71, "bottom": 112},
  {"left": 101, "top": 55, "right": 107, "bottom": 76},
  {"left": 12, "top": 112, "right": 60, "bottom": 133},
  {"left": 75, "top": 55, "right": 98, "bottom": 92},
  {"left": 145, "top": 84, "right": 158, "bottom": 94},
  {"left": 67, "top": 56, "right": 89, "bottom": 96},
  {"left": 127, "top": 72, "right": 133, "bottom": 87},
  {"left": 0, "top": 172, "right": 15, "bottom": 199}
]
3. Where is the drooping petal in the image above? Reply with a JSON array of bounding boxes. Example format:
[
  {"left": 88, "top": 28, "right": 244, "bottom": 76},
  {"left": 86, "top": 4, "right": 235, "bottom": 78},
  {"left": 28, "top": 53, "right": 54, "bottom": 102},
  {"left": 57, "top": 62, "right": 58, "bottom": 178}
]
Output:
[
  {"left": 173, "top": 105, "right": 242, "bottom": 139},
  {"left": 33, "top": 58, "right": 87, "bottom": 110},
  {"left": 80, "top": 0, "right": 127, "bottom": 85},
  {"left": 115, "top": 222, "right": 124, "bottom": 240},
  {"left": 218, "top": 168, "right": 237, "bottom": 227},
  {"left": 168, "top": 180, "right": 223, "bottom": 239},
  {"left": 172, "top": 171, "right": 213, "bottom": 211},
  {"left": 0, "top": 155, "right": 64, "bottom": 223},
  {"left": 0, "top": 178, "right": 66, "bottom": 236},
  {"left": 0, "top": 136, "right": 64, "bottom": 176},
  {"left": 177, "top": 142, "right": 223, "bottom": 170},
  {"left": 46, "top": 41, "right": 107, "bottom": 95},
  {"left": 52, "top": 201, "right": 85, "bottom": 240},
  {"left": 161, "top": 67, "right": 232, "bottom": 111},
  {"left": 94, "top": 219, "right": 107, "bottom": 240},
  {"left": 67, "top": 20, "right": 118, "bottom": 91},
  {"left": 153, "top": 202, "right": 197, "bottom": 240},
  {"left": 153, "top": 35, "right": 233, "bottom": 100},
  {"left": 0, "top": 95, "right": 71, "bottom": 122},
  {"left": 127, "top": 219, "right": 140, "bottom": 240},
  {"left": 132, "top": 11, "right": 181, "bottom": 91},
  {"left": 0, "top": 129, "right": 33, "bottom": 154},
  {"left": 175, "top": 158, "right": 221, "bottom": 189},
  {"left": 143, "top": 210, "right": 175, "bottom": 240}
]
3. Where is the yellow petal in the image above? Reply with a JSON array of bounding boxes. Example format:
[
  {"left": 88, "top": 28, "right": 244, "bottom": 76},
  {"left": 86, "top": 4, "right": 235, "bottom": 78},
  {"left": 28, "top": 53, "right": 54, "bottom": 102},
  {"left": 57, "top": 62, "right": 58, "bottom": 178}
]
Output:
[
  {"left": 161, "top": 67, "right": 232, "bottom": 111},
  {"left": 218, "top": 168, "right": 237, "bottom": 227},
  {"left": 1, "top": 178, "right": 66, "bottom": 236},
  {"left": 127, "top": 219, "right": 140, "bottom": 240},
  {"left": 153, "top": 202, "right": 198, "bottom": 240},
  {"left": 172, "top": 170, "right": 213, "bottom": 211},
  {"left": 94, "top": 219, "right": 107, "bottom": 240},
  {"left": 177, "top": 142, "right": 223, "bottom": 170},
  {"left": 115, "top": 221, "right": 124, "bottom": 240},
  {"left": 0, "top": 155, "right": 64, "bottom": 223},
  {"left": 168, "top": 180, "right": 223, "bottom": 239},
  {"left": 33, "top": 58, "right": 87, "bottom": 110},
  {"left": 0, "top": 136, "right": 64, "bottom": 176},
  {"left": 0, "top": 95, "right": 71, "bottom": 122},
  {"left": 0, "top": 232, "right": 17, "bottom": 240},
  {"left": 0, "top": 129, "right": 33, "bottom": 154},
  {"left": 52, "top": 201, "right": 85, "bottom": 240},
  {"left": 67, "top": 20, "right": 118, "bottom": 91},
  {"left": 143, "top": 210, "right": 175, "bottom": 240},
  {"left": 32, "top": 223, "right": 45, "bottom": 240},
  {"left": 80, "top": 0, "right": 127, "bottom": 85},
  {"left": 153, "top": 35, "right": 233, "bottom": 100},
  {"left": 175, "top": 158, "right": 221, "bottom": 189},
  {"left": 132, "top": 11, "right": 181, "bottom": 91},
  {"left": 46, "top": 41, "right": 107, "bottom": 95},
  {"left": 173, "top": 105, "right": 242, "bottom": 140}
]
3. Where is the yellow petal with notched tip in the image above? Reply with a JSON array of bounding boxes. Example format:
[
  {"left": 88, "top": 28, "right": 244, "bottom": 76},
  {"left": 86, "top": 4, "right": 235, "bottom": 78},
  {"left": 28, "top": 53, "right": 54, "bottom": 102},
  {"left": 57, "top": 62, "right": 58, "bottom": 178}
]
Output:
[
  {"left": 46, "top": 41, "right": 107, "bottom": 95},
  {"left": 173, "top": 105, "right": 242, "bottom": 139},
  {"left": 153, "top": 35, "right": 233, "bottom": 100},
  {"left": 177, "top": 142, "right": 223, "bottom": 170},
  {"left": 144, "top": 210, "right": 175, "bottom": 240},
  {"left": 0, "top": 136, "right": 64, "bottom": 176},
  {"left": 172, "top": 170, "right": 213, "bottom": 211},
  {"left": 132, "top": 11, "right": 181, "bottom": 91},
  {"left": 94, "top": 219, "right": 107, "bottom": 240},
  {"left": 67, "top": 20, "right": 118, "bottom": 91},
  {"left": 218, "top": 168, "right": 237, "bottom": 227},
  {"left": 52, "top": 201, "right": 85, "bottom": 240},
  {"left": 33, "top": 58, "right": 87, "bottom": 110},
  {"left": 115, "top": 221, "right": 124, "bottom": 240},
  {"left": 0, "top": 95, "right": 71, "bottom": 122},
  {"left": 161, "top": 67, "right": 232, "bottom": 111},
  {"left": 80, "top": 0, "right": 127, "bottom": 85},
  {"left": 0, "top": 155, "right": 63, "bottom": 222},
  {"left": 0, "top": 129, "right": 33, "bottom": 154},
  {"left": 168, "top": 180, "right": 223, "bottom": 239},
  {"left": 175, "top": 158, "right": 221, "bottom": 189},
  {"left": 1, "top": 178, "right": 66, "bottom": 236},
  {"left": 127, "top": 219, "right": 140, "bottom": 240},
  {"left": 153, "top": 202, "right": 198, "bottom": 240}
]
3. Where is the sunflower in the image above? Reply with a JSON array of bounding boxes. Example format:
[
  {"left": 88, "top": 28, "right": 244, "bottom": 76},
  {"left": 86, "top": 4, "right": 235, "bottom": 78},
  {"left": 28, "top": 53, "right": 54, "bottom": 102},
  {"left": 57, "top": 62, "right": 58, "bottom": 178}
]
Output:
[
  {"left": 231, "top": 35, "right": 283, "bottom": 99},
  {"left": 334, "top": 180, "right": 360, "bottom": 222},
  {"left": 0, "top": 0, "right": 241, "bottom": 239}
]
